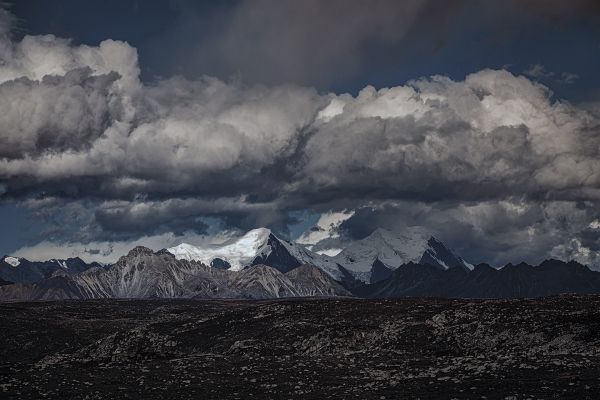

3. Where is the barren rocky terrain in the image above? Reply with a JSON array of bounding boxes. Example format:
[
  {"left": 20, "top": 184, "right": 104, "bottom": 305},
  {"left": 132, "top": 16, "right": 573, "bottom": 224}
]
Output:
[{"left": 1, "top": 296, "right": 600, "bottom": 399}]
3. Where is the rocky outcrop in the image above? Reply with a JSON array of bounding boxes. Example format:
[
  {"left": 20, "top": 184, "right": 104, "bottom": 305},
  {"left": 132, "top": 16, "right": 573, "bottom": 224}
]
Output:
[{"left": 2, "top": 296, "right": 599, "bottom": 398}]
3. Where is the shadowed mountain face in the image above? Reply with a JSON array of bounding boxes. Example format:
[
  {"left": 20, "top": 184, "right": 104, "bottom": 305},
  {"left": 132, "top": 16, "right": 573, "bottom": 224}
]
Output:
[
  {"left": 0, "top": 256, "right": 104, "bottom": 284},
  {"left": 251, "top": 234, "right": 302, "bottom": 273},
  {"left": 420, "top": 237, "right": 472, "bottom": 271},
  {"left": 0, "top": 247, "right": 350, "bottom": 301},
  {"left": 353, "top": 260, "right": 600, "bottom": 298},
  {"left": 369, "top": 258, "right": 394, "bottom": 283}
]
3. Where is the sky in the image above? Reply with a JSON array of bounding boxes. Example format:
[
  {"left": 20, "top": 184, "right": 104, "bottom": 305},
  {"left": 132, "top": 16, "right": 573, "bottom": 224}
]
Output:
[{"left": 1, "top": 0, "right": 600, "bottom": 268}]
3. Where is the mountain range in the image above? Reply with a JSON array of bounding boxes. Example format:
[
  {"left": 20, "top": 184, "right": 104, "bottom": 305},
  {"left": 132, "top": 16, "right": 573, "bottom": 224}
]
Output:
[
  {"left": 0, "top": 246, "right": 349, "bottom": 301},
  {"left": 0, "top": 256, "right": 105, "bottom": 284},
  {"left": 1, "top": 227, "right": 600, "bottom": 301},
  {"left": 354, "top": 260, "right": 600, "bottom": 298},
  {"left": 166, "top": 227, "right": 472, "bottom": 284}
]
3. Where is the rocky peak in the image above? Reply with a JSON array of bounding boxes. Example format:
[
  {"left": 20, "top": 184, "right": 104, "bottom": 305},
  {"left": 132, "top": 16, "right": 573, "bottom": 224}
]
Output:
[{"left": 125, "top": 246, "right": 156, "bottom": 258}]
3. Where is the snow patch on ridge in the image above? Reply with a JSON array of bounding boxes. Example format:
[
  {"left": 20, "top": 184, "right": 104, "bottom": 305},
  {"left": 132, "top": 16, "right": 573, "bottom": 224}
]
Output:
[
  {"left": 4, "top": 256, "right": 20, "bottom": 267},
  {"left": 316, "top": 248, "right": 344, "bottom": 257}
]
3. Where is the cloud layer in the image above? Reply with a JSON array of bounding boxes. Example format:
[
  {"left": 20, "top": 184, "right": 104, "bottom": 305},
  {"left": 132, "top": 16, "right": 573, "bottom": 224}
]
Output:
[{"left": 1, "top": 7, "right": 600, "bottom": 266}]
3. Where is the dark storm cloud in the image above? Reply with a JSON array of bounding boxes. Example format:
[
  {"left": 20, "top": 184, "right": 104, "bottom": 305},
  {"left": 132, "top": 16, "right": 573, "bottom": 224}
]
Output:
[
  {"left": 0, "top": 67, "right": 120, "bottom": 158},
  {"left": 93, "top": 197, "right": 281, "bottom": 240},
  {"left": 95, "top": 205, "right": 209, "bottom": 237}
]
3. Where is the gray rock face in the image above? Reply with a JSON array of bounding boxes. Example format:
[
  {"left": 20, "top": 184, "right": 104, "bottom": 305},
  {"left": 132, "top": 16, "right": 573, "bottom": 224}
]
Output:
[
  {"left": 284, "top": 264, "right": 350, "bottom": 297},
  {"left": 75, "top": 246, "right": 233, "bottom": 299},
  {"left": 227, "top": 264, "right": 350, "bottom": 299},
  {"left": 0, "top": 248, "right": 349, "bottom": 301},
  {"left": 228, "top": 265, "right": 299, "bottom": 299}
]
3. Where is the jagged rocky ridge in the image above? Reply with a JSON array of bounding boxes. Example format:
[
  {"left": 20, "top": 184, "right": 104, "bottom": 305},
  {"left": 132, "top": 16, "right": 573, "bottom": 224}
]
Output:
[
  {"left": 0, "top": 247, "right": 350, "bottom": 301},
  {"left": 353, "top": 259, "right": 600, "bottom": 298},
  {"left": 2, "top": 253, "right": 600, "bottom": 300}
]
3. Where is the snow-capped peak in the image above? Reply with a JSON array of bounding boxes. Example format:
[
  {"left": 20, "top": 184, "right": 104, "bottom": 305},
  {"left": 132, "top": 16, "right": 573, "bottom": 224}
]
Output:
[
  {"left": 331, "top": 227, "right": 472, "bottom": 282},
  {"left": 166, "top": 226, "right": 472, "bottom": 284},
  {"left": 333, "top": 227, "right": 430, "bottom": 273},
  {"left": 168, "top": 228, "right": 273, "bottom": 271},
  {"left": 3, "top": 256, "right": 20, "bottom": 267},
  {"left": 166, "top": 227, "right": 345, "bottom": 280}
]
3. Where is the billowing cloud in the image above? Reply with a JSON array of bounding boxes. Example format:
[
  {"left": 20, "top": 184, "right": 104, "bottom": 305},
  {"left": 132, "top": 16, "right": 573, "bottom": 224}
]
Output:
[{"left": 1, "top": 6, "right": 600, "bottom": 266}]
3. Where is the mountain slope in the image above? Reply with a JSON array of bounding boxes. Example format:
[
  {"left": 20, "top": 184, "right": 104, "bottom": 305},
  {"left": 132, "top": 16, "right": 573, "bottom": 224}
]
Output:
[
  {"left": 0, "top": 277, "right": 13, "bottom": 286},
  {"left": 227, "top": 265, "right": 299, "bottom": 299},
  {"left": 285, "top": 264, "right": 351, "bottom": 296}
]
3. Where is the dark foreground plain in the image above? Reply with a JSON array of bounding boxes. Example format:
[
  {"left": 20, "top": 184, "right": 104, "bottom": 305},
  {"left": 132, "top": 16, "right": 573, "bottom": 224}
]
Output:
[{"left": 1, "top": 296, "right": 600, "bottom": 399}]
